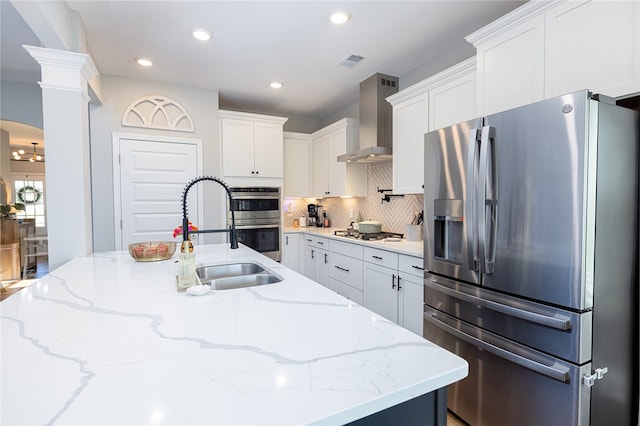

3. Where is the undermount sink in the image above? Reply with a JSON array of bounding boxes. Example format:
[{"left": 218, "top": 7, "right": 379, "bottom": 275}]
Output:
[{"left": 195, "top": 262, "right": 282, "bottom": 290}]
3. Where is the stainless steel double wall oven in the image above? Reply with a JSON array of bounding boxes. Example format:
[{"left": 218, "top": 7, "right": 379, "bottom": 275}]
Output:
[{"left": 227, "top": 187, "right": 281, "bottom": 261}]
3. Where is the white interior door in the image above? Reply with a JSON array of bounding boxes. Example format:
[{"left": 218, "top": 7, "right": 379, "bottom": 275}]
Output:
[{"left": 114, "top": 134, "right": 202, "bottom": 249}]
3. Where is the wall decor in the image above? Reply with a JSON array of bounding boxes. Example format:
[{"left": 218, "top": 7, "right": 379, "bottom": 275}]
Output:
[{"left": 122, "top": 95, "right": 195, "bottom": 132}]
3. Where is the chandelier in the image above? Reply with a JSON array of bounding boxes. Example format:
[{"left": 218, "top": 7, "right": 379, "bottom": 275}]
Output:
[{"left": 12, "top": 142, "right": 44, "bottom": 162}]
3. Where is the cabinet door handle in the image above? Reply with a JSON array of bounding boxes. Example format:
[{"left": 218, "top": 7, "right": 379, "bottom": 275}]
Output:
[
  {"left": 251, "top": 171, "right": 255, "bottom": 174},
  {"left": 372, "top": 255, "right": 383, "bottom": 260},
  {"left": 392, "top": 274, "right": 396, "bottom": 289},
  {"left": 335, "top": 265, "right": 349, "bottom": 273},
  {"left": 324, "top": 253, "right": 328, "bottom": 264},
  {"left": 397, "top": 276, "right": 402, "bottom": 291},
  {"left": 256, "top": 170, "right": 259, "bottom": 175},
  {"left": 286, "top": 235, "right": 289, "bottom": 245},
  {"left": 311, "top": 249, "right": 315, "bottom": 259}
]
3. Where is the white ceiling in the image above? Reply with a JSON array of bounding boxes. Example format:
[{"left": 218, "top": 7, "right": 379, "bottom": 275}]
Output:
[{"left": 2, "top": 1, "right": 525, "bottom": 140}]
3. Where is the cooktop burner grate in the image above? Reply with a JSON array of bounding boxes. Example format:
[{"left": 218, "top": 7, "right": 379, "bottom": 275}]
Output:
[{"left": 334, "top": 230, "right": 404, "bottom": 240}]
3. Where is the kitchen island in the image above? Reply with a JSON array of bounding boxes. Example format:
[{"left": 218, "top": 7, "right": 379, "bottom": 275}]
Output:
[{"left": 0, "top": 244, "right": 467, "bottom": 425}]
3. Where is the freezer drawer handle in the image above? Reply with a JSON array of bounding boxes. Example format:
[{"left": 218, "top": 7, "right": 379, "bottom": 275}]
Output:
[
  {"left": 425, "top": 279, "right": 572, "bottom": 331},
  {"left": 583, "top": 367, "right": 608, "bottom": 387},
  {"left": 425, "top": 311, "right": 570, "bottom": 383}
]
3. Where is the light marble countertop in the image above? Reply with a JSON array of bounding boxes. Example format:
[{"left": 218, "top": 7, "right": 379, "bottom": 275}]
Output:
[
  {"left": 1, "top": 244, "right": 466, "bottom": 425},
  {"left": 284, "top": 227, "right": 424, "bottom": 258}
]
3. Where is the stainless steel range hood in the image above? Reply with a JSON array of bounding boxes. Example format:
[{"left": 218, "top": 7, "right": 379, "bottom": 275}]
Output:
[{"left": 337, "top": 73, "right": 399, "bottom": 163}]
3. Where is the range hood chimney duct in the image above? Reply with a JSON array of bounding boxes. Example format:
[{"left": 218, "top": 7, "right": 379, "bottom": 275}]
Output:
[{"left": 337, "top": 73, "right": 399, "bottom": 163}]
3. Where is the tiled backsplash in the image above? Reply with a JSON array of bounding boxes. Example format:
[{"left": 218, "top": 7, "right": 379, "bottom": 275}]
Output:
[{"left": 283, "top": 162, "right": 424, "bottom": 236}]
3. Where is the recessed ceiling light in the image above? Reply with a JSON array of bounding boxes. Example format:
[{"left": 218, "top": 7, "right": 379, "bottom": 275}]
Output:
[
  {"left": 330, "top": 11, "right": 351, "bottom": 25},
  {"left": 270, "top": 82, "right": 283, "bottom": 89},
  {"left": 135, "top": 57, "right": 153, "bottom": 67},
  {"left": 192, "top": 28, "right": 213, "bottom": 41}
]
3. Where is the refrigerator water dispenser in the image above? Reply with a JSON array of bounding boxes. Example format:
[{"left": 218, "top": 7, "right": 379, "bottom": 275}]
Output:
[{"left": 433, "top": 199, "right": 464, "bottom": 264}]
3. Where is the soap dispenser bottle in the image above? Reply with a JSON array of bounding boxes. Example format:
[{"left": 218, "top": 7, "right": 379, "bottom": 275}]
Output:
[
  {"left": 177, "top": 239, "right": 196, "bottom": 291},
  {"left": 323, "top": 210, "right": 330, "bottom": 228}
]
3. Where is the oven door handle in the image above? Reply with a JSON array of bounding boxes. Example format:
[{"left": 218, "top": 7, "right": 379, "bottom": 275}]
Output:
[
  {"left": 230, "top": 194, "right": 280, "bottom": 200},
  {"left": 233, "top": 224, "right": 280, "bottom": 230},
  {"left": 424, "top": 311, "right": 570, "bottom": 383}
]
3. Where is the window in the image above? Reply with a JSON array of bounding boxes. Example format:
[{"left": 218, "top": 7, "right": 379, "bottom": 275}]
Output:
[{"left": 13, "top": 177, "right": 46, "bottom": 228}]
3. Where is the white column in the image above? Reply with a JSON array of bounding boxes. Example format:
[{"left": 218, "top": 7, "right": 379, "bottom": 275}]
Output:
[{"left": 24, "top": 46, "right": 98, "bottom": 270}]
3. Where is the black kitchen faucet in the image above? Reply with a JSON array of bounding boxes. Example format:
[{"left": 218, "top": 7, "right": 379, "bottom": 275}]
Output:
[{"left": 181, "top": 176, "right": 239, "bottom": 249}]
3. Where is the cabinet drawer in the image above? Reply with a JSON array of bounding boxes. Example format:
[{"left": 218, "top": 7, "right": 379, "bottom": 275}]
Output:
[
  {"left": 330, "top": 278, "right": 363, "bottom": 305},
  {"left": 399, "top": 254, "right": 424, "bottom": 278},
  {"left": 315, "top": 237, "right": 329, "bottom": 249},
  {"left": 363, "top": 247, "right": 398, "bottom": 270},
  {"left": 303, "top": 234, "right": 316, "bottom": 246},
  {"left": 329, "top": 255, "right": 363, "bottom": 290},
  {"left": 328, "top": 239, "right": 363, "bottom": 259}
]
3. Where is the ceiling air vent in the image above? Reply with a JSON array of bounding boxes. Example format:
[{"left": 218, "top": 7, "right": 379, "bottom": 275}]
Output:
[{"left": 338, "top": 54, "right": 365, "bottom": 67}]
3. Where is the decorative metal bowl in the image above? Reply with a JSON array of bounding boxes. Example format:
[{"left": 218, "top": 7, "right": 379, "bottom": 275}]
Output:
[{"left": 128, "top": 241, "right": 176, "bottom": 262}]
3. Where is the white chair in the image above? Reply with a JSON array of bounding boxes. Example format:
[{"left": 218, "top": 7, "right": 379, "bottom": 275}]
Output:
[{"left": 22, "top": 236, "right": 48, "bottom": 278}]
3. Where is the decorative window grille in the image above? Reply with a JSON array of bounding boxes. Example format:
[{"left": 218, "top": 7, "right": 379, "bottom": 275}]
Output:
[{"left": 122, "top": 96, "right": 195, "bottom": 132}]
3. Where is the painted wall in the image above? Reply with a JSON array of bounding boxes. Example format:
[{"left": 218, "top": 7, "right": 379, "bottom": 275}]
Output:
[
  {"left": 89, "top": 75, "right": 222, "bottom": 252},
  {"left": 0, "top": 80, "right": 43, "bottom": 129}
]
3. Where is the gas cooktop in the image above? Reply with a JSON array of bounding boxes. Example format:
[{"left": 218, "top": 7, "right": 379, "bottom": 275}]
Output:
[{"left": 334, "top": 230, "right": 404, "bottom": 241}]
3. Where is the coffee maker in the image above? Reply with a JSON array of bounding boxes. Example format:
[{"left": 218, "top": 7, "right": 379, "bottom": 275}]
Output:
[{"left": 307, "top": 203, "right": 321, "bottom": 227}]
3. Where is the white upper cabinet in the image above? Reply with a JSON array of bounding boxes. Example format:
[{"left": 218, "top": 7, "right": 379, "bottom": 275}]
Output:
[
  {"left": 544, "top": 0, "right": 640, "bottom": 99},
  {"left": 389, "top": 91, "right": 428, "bottom": 195},
  {"left": 428, "top": 60, "right": 477, "bottom": 132},
  {"left": 311, "top": 118, "right": 366, "bottom": 198},
  {"left": 388, "top": 58, "right": 476, "bottom": 194},
  {"left": 283, "top": 132, "right": 311, "bottom": 198},
  {"left": 469, "top": 12, "right": 545, "bottom": 115},
  {"left": 220, "top": 110, "right": 288, "bottom": 178},
  {"left": 311, "top": 133, "right": 330, "bottom": 197},
  {"left": 467, "top": 0, "right": 640, "bottom": 116}
]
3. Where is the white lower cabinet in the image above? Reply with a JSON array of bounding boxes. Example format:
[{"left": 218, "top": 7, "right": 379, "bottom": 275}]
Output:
[
  {"left": 302, "top": 235, "right": 317, "bottom": 281},
  {"left": 397, "top": 254, "right": 425, "bottom": 336},
  {"left": 327, "top": 239, "right": 364, "bottom": 304},
  {"left": 282, "top": 232, "right": 301, "bottom": 273},
  {"left": 364, "top": 260, "right": 399, "bottom": 322},
  {"left": 363, "top": 247, "right": 424, "bottom": 336},
  {"left": 314, "top": 238, "right": 329, "bottom": 288},
  {"left": 297, "top": 233, "right": 423, "bottom": 333},
  {"left": 302, "top": 236, "right": 329, "bottom": 286}
]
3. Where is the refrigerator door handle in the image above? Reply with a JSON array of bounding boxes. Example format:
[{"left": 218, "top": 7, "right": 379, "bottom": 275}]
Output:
[
  {"left": 424, "top": 279, "right": 572, "bottom": 331},
  {"left": 425, "top": 310, "right": 570, "bottom": 383},
  {"left": 465, "top": 128, "right": 481, "bottom": 271},
  {"left": 478, "top": 125, "right": 497, "bottom": 274}
]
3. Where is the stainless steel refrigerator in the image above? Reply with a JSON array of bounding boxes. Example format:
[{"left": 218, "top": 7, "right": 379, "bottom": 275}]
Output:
[{"left": 422, "top": 90, "right": 638, "bottom": 426}]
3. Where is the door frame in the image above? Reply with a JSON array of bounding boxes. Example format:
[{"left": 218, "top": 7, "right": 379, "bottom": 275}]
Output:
[{"left": 112, "top": 132, "right": 203, "bottom": 250}]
